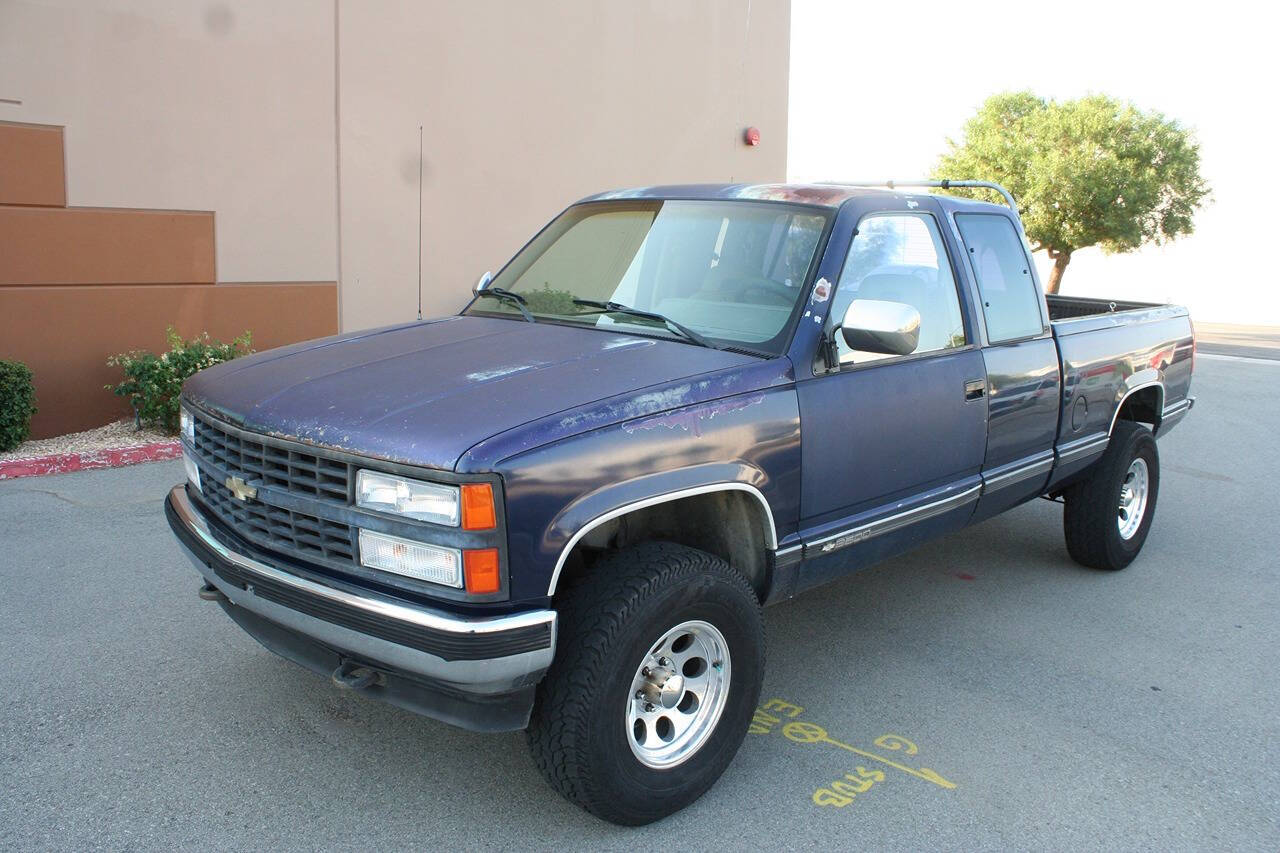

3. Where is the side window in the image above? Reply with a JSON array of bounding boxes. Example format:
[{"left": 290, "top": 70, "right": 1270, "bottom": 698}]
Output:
[
  {"left": 832, "top": 213, "right": 966, "bottom": 364},
  {"left": 954, "top": 214, "right": 1044, "bottom": 343}
]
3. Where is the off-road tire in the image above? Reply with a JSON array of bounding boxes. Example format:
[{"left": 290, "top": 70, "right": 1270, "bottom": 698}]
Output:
[
  {"left": 1063, "top": 421, "right": 1160, "bottom": 570},
  {"left": 526, "top": 541, "right": 764, "bottom": 826}
]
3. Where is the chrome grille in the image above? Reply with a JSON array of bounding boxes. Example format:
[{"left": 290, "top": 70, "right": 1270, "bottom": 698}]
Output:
[
  {"left": 192, "top": 414, "right": 349, "bottom": 502},
  {"left": 201, "top": 476, "right": 356, "bottom": 564},
  {"left": 190, "top": 410, "right": 357, "bottom": 566}
]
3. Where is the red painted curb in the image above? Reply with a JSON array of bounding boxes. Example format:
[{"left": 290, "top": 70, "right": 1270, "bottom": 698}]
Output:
[{"left": 0, "top": 440, "right": 182, "bottom": 480}]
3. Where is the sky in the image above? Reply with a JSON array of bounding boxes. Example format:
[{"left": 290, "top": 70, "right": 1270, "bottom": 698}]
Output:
[{"left": 788, "top": 0, "right": 1278, "bottom": 325}]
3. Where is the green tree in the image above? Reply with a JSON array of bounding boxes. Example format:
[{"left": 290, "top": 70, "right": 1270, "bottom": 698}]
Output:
[{"left": 934, "top": 92, "right": 1210, "bottom": 293}]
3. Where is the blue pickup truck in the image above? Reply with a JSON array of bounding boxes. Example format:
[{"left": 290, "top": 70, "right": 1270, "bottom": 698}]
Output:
[{"left": 166, "top": 182, "right": 1194, "bottom": 825}]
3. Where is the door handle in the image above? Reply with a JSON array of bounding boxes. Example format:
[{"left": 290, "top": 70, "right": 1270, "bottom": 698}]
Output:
[{"left": 964, "top": 379, "right": 986, "bottom": 401}]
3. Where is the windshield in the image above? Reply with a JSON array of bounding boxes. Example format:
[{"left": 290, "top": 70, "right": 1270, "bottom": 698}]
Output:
[{"left": 463, "top": 200, "right": 830, "bottom": 354}]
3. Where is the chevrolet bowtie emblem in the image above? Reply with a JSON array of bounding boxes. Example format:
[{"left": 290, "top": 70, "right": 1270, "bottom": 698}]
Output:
[{"left": 225, "top": 476, "right": 258, "bottom": 502}]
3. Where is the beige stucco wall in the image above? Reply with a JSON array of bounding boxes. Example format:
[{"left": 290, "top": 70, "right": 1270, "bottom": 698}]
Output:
[
  {"left": 337, "top": 0, "right": 790, "bottom": 330},
  {"left": 2, "top": 0, "right": 790, "bottom": 329},
  {"left": 0, "top": 0, "right": 338, "bottom": 284}
]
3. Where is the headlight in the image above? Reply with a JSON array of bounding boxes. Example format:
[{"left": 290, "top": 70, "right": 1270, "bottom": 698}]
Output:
[
  {"left": 182, "top": 447, "right": 201, "bottom": 493},
  {"left": 180, "top": 406, "right": 195, "bottom": 444},
  {"left": 358, "top": 529, "right": 462, "bottom": 587},
  {"left": 355, "top": 470, "right": 459, "bottom": 526}
]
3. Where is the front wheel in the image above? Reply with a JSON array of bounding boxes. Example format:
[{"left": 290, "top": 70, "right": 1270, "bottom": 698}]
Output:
[
  {"left": 1063, "top": 421, "right": 1160, "bottom": 570},
  {"left": 526, "top": 542, "right": 764, "bottom": 825}
]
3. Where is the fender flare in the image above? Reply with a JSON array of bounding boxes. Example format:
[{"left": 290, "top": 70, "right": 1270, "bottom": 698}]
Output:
[
  {"left": 1108, "top": 369, "right": 1165, "bottom": 437},
  {"left": 543, "top": 462, "right": 778, "bottom": 596}
]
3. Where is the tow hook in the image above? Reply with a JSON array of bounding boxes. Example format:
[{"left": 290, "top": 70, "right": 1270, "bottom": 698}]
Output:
[
  {"left": 198, "top": 582, "right": 227, "bottom": 602},
  {"left": 332, "top": 660, "right": 383, "bottom": 691}
]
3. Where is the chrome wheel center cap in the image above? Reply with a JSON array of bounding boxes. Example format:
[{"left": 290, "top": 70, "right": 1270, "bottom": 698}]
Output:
[{"left": 640, "top": 665, "right": 684, "bottom": 710}]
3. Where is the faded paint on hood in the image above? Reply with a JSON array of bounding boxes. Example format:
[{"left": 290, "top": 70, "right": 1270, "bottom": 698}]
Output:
[{"left": 182, "top": 315, "right": 763, "bottom": 471}]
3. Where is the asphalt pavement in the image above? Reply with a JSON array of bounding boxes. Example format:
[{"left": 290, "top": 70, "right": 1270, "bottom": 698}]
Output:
[{"left": 1, "top": 356, "right": 1276, "bottom": 851}]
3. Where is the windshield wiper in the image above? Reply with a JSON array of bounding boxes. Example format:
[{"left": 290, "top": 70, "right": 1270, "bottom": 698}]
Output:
[
  {"left": 475, "top": 287, "right": 535, "bottom": 322},
  {"left": 571, "top": 299, "right": 720, "bottom": 350}
]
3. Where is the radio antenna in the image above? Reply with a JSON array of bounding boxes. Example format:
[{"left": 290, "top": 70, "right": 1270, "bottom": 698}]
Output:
[{"left": 416, "top": 125, "right": 423, "bottom": 321}]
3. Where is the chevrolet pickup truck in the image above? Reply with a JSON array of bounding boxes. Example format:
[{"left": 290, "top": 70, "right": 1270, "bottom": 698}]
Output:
[{"left": 167, "top": 182, "right": 1195, "bottom": 825}]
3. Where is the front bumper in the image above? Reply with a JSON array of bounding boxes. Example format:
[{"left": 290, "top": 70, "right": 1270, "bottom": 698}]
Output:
[{"left": 166, "top": 485, "right": 556, "bottom": 732}]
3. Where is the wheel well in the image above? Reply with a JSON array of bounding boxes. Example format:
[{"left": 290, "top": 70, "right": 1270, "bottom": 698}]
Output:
[
  {"left": 555, "top": 491, "right": 772, "bottom": 600},
  {"left": 1113, "top": 385, "right": 1163, "bottom": 432}
]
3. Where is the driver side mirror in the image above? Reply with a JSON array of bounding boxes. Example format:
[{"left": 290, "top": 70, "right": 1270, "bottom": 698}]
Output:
[
  {"left": 473, "top": 271, "right": 493, "bottom": 295},
  {"left": 838, "top": 299, "right": 921, "bottom": 356}
]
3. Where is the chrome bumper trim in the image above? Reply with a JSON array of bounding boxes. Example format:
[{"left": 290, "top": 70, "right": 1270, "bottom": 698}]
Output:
[
  {"left": 1156, "top": 396, "right": 1195, "bottom": 438},
  {"left": 169, "top": 486, "right": 555, "bottom": 692},
  {"left": 1163, "top": 397, "right": 1194, "bottom": 418}
]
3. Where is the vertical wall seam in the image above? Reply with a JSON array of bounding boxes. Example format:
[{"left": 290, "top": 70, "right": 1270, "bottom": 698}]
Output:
[
  {"left": 333, "top": 0, "right": 344, "bottom": 331},
  {"left": 731, "top": 0, "right": 753, "bottom": 183},
  {"left": 778, "top": 0, "right": 790, "bottom": 179}
]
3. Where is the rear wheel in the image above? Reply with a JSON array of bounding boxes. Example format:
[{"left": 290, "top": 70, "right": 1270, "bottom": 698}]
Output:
[
  {"left": 1063, "top": 421, "right": 1160, "bottom": 570},
  {"left": 526, "top": 541, "right": 764, "bottom": 825}
]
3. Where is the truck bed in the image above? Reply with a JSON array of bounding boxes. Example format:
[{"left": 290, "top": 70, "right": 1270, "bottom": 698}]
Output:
[
  {"left": 1047, "top": 294, "right": 1190, "bottom": 338},
  {"left": 1047, "top": 294, "right": 1163, "bottom": 321},
  {"left": 1044, "top": 292, "right": 1194, "bottom": 485}
]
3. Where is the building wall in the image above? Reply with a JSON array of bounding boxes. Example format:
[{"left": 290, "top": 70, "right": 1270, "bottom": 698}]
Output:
[
  {"left": 0, "top": 0, "right": 341, "bottom": 437},
  {"left": 0, "top": 118, "right": 339, "bottom": 438},
  {"left": 0, "top": 0, "right": 339, "bottom": 283},
  {"left": 337, "top": 0, "right": 790, "bottom": 328},
  {"left": 0, "top": 0, "right": 789, "bottom": 438}
]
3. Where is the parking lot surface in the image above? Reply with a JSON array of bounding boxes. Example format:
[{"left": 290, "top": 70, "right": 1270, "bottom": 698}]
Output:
[
  {"left": 2, "top": 357, "right": 1276, "bottom": 851},
  {"left": 1194, "top": 323, "right": 1280, "bottom": 361}
]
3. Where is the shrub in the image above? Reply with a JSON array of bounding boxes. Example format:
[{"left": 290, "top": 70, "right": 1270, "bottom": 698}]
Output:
[
  {"left": 0, "top": 360, "right": 38, "bottom": 452},
  {"left": 107, "top": 327, "right": 252, "bottom": 434}
]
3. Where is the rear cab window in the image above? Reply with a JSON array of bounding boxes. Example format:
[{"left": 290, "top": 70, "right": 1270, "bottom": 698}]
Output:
[{"left": 954, "top": 214, "right": 1045, "bottom": 343}]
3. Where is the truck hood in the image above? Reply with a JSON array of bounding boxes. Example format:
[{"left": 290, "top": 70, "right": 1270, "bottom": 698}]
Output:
[{"left": 183, "top": 315, "right": 760, "bottom": 470}]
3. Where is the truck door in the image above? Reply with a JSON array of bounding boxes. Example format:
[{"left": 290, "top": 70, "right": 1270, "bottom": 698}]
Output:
[
  {"left": 951, "top": 212, "right": 1062, "bottom": 522},
  {"left": 795, "top": 200, "right": 987, "bottom": 592}
]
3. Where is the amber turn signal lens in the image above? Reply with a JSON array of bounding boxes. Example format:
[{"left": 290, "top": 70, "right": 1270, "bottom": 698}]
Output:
[
  {"left": 464, "top": 548, "right": 501, "bottom": 595},
  {"left": 460, "top": 483, "right": 496, "bottom": 530}
]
